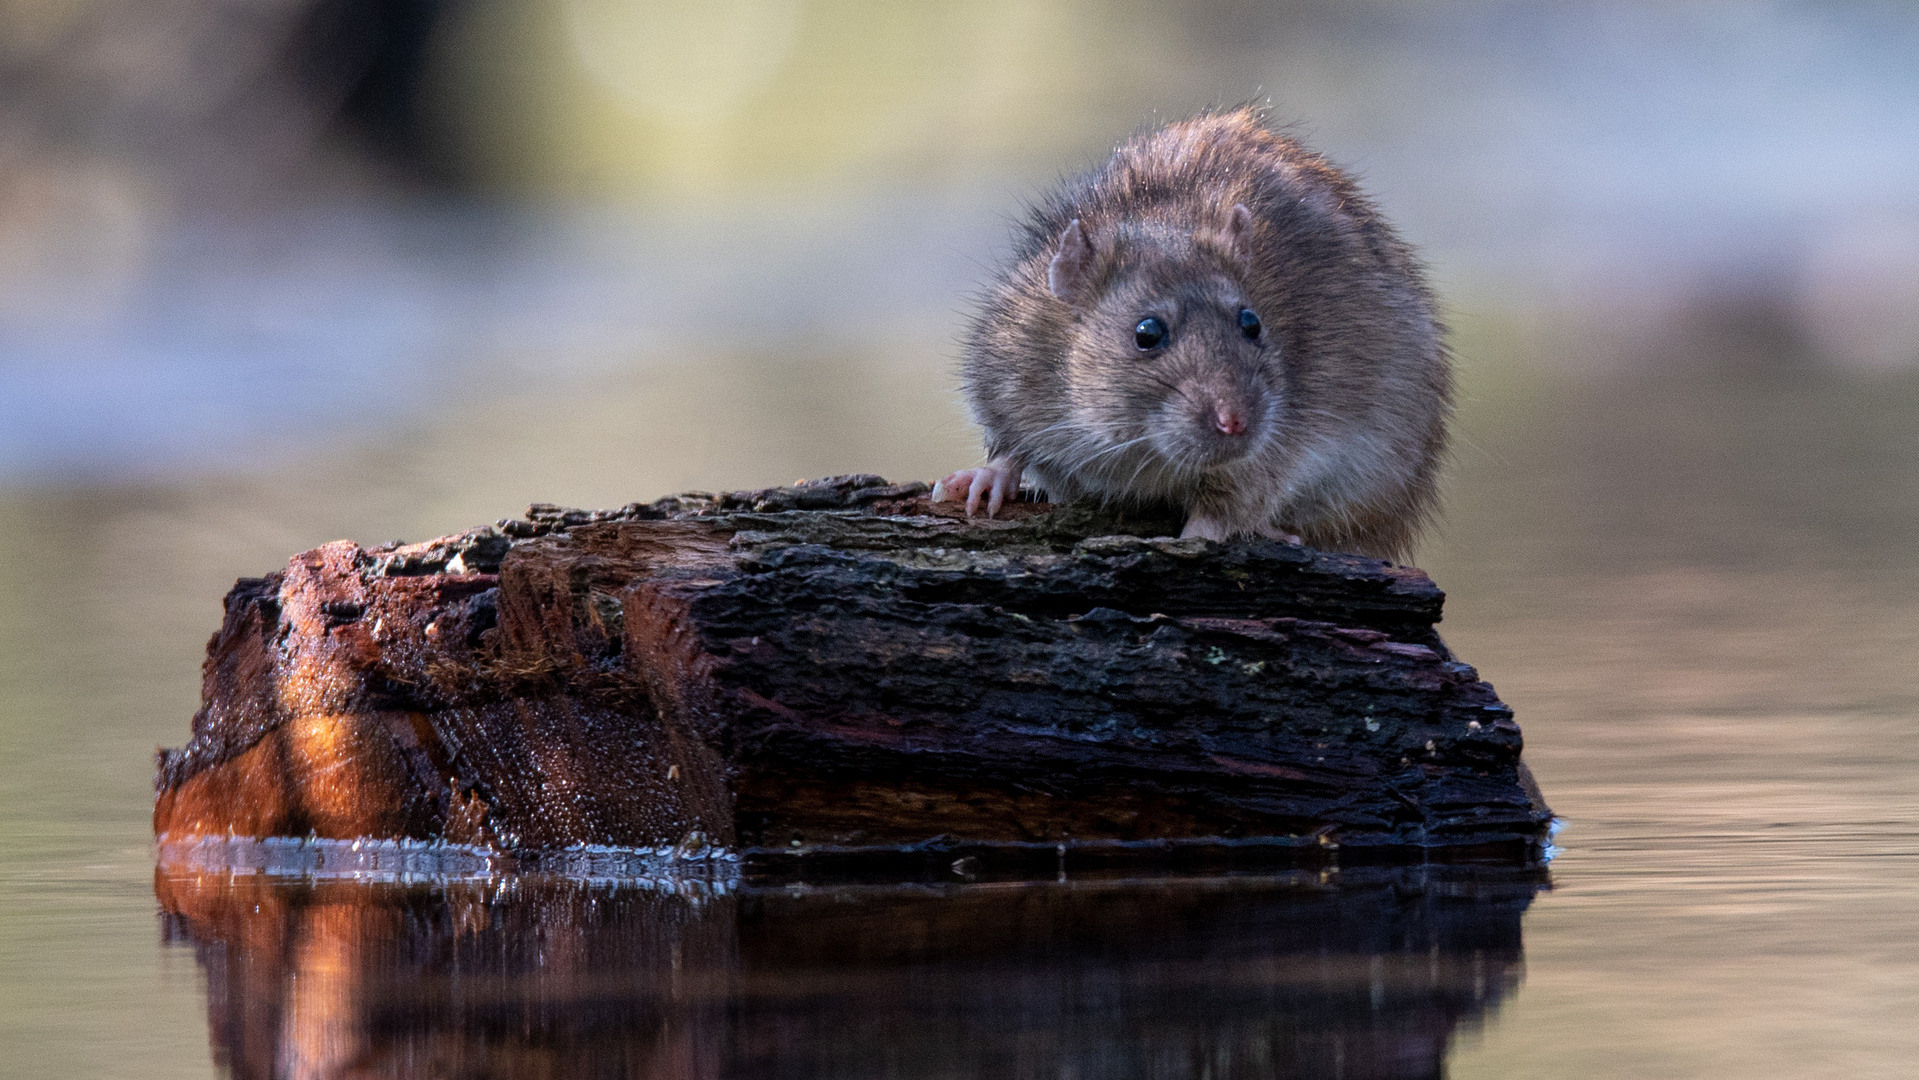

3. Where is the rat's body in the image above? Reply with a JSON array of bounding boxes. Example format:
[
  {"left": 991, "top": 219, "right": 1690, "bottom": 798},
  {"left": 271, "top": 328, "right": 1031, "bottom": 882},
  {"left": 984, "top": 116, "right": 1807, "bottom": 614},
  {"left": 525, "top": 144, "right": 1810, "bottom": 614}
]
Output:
[{"left": 933, "top": 107, "right": 1449, "bottom": 561}]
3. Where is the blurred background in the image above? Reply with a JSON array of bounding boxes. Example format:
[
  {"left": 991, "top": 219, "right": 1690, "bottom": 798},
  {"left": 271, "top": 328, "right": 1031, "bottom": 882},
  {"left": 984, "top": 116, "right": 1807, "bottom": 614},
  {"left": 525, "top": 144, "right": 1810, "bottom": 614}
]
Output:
[
  {"left": 5, "top": 0, "right": 1919, "bottom": 488},
  {"left": 2, "top": 1, "right": 1917, "bottom": 1077}
]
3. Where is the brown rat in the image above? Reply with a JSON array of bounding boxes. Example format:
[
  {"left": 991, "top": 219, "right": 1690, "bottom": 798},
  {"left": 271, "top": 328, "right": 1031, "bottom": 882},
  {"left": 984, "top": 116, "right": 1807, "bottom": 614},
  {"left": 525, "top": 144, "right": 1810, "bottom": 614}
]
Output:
[{"left": 932, "top": 106, "right": 1450, "bottom": 561}]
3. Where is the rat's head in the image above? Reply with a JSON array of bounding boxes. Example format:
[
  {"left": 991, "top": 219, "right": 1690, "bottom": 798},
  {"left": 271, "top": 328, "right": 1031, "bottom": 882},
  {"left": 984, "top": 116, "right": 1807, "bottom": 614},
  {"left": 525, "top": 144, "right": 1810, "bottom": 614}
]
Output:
[{"left": 1038, "top": 205, "right": 1280, "bottom": 498}]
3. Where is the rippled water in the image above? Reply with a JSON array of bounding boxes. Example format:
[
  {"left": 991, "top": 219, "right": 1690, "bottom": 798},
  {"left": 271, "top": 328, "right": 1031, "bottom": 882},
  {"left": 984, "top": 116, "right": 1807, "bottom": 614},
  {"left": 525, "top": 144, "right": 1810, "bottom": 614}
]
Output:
[{"left": 3, "top": 345, "right": 1917, "bottom": 1077}]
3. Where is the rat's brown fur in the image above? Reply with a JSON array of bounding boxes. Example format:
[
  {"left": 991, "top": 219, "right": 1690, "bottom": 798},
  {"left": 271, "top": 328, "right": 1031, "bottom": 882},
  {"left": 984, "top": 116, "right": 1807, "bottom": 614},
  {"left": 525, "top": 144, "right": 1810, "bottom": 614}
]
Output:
[{"left": 954, "top": 106, "right": 1450, "bottom": 561}]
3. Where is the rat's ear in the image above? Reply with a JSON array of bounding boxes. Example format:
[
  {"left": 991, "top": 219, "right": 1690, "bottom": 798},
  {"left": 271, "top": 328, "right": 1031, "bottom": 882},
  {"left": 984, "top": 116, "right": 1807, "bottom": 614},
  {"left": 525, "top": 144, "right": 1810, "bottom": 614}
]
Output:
[
  {"left": 1220, "top": 203, "right": 1255, "bottom": 261},
  {"left": 1047, "top": 218, "right": 1096, "bottom": 302}
]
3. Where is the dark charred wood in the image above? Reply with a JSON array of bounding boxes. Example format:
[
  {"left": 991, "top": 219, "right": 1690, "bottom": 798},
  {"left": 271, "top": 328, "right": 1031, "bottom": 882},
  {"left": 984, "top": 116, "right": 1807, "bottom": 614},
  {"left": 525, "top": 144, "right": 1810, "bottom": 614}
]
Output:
[{"left": 153, "top": 473, "right": 1552, "bottom": 863}]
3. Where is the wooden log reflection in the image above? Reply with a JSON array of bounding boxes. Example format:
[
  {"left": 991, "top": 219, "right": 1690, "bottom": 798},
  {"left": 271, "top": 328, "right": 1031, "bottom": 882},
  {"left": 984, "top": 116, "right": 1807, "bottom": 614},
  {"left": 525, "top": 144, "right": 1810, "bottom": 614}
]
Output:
[{"left": 156, "top": 865, "right": 1540, "bottom": 1079}]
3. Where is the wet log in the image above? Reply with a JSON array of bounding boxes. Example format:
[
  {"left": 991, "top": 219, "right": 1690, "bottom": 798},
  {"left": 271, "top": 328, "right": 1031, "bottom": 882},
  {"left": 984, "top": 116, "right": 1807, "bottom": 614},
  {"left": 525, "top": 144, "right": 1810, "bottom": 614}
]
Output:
[{"left": 153, "top": 474, "right": 1552, "bottom": 864}]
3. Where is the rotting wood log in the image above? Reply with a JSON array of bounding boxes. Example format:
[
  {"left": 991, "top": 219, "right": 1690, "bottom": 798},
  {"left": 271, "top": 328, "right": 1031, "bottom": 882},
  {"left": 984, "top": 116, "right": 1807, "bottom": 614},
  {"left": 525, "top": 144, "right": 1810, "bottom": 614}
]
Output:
[{"left": 153, "top": 474, "right": 1553, "bottom": 865}]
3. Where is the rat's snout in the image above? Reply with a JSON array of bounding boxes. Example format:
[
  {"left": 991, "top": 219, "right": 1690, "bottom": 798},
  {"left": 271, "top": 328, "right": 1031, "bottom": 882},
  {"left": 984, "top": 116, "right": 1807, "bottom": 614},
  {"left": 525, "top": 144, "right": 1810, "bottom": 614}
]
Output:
[
  {"left": 1213, "top": 403, "right": 1248, "bottom": 436},
  {"left": 1200, "top": 394, "right": 1258, "bottom": 446},
  {"left": 1158, "top": 372, "right": 1266, "bottom": 468}
]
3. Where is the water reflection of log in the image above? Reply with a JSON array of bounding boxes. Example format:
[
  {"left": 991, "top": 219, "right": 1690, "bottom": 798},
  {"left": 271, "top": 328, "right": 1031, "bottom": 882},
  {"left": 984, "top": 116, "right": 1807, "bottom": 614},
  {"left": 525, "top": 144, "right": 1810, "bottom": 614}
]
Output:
[{"left": 156, "top": 865, "right": 1541, "bottom": 1079}]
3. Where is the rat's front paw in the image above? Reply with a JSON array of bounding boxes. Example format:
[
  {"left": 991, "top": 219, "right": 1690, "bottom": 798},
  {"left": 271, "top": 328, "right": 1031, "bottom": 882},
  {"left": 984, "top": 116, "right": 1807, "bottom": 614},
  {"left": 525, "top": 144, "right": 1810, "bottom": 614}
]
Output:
[
  {"left": 1256, "top": 523, "right": 1304, "bottom": 545},
  {"left": 1179, "top": 513, "right": 1230, "bottom": 542},
  {"left": 931, "top": 462, "right": 1021, "bottom": 518}
]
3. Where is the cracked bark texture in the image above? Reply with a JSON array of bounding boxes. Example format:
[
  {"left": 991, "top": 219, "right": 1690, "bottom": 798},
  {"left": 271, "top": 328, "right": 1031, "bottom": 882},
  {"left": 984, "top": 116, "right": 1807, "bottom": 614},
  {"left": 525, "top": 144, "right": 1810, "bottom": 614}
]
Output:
[{"left": 153, "top": 474, "right": 1551, "bottom": 863}]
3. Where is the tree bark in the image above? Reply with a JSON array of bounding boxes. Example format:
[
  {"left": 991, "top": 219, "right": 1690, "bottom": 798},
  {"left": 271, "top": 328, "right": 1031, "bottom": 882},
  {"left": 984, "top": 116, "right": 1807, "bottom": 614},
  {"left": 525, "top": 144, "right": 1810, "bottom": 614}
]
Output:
[{"left": 153, "top": 475, "right": 1552, "bottom": 864}]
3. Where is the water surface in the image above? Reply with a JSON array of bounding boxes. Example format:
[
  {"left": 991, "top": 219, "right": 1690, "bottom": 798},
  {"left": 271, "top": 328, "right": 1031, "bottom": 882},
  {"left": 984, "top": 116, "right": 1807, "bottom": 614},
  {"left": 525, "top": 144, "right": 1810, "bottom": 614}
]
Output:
[{"left": 3, "top": 346, "right": 1917, "bottom": 1077}]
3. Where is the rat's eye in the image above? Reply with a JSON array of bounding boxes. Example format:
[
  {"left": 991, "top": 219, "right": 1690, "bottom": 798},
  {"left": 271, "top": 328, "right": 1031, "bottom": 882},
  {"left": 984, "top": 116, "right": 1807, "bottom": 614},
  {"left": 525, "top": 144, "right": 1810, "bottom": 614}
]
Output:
[
  {"left": 1134, "top": 316, "right": 1168, "bottom": 351},
  {"left": 1238, "top": 308, "right": 1262, "bottom": 339}
]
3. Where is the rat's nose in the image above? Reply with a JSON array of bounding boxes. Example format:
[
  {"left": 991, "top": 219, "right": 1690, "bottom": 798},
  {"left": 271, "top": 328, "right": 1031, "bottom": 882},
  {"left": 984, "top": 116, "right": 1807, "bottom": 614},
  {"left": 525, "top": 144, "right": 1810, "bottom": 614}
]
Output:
[{"left": 1213, "top": 405, "right": 1247, "bottom": 436}]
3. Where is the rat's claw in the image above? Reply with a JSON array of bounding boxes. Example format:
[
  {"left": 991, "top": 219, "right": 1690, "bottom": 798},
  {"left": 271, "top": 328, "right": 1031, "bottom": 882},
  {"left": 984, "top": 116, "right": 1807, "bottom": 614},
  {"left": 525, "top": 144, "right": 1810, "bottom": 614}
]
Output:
[
  {"left": 932, "top": 464, "right": 1021, "bottom": 518},
  {"left": 932, "top": 471, "right": 974, "bottom": 514},
  {"left": 965, "top": 473, "right": 987, "bottom": 517},
  {"left": 986, "top": 468, "right": 1013, "bottom": 518},
  {"left": 931, "top": 470, "right": 970, "bottom": 506},
  {"left": 931, "top": 468, "right": 985, "bottom": 515}
]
